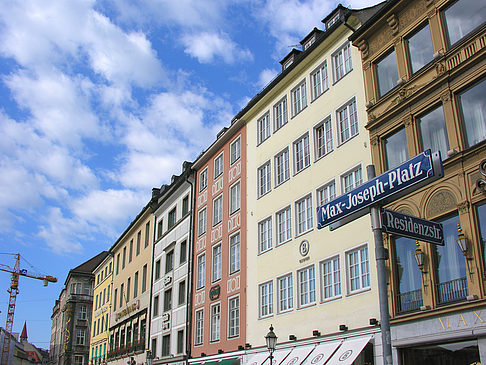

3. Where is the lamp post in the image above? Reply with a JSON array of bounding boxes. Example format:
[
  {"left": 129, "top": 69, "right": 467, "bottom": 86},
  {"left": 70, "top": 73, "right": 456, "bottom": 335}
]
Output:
[
  {"left": 456, "top": 224, "right": 473, "bottom": 275},
  {"left": 265, "top": 325, "right": 277, "bottom": 365}
]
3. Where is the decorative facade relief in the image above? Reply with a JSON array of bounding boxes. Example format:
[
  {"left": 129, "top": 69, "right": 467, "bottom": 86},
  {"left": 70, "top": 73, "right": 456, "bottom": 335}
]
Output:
[
  {"left": 426, "top": 190, "right": 457, "bottom": 218},
  {"left": 387, "top": 14, "right": 399, "bottom": 36}
]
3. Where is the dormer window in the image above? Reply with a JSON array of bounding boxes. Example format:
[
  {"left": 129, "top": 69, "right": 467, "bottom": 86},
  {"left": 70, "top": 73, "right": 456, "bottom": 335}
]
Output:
[
  {"left": 327, "top": 13, "right": 340, "bottom": 29},
  {"left": 283, "top": 58, "right": 293, "bottom": 70},
  {"left": 303, "top": 36, "right": 315, "bottom": 51}
]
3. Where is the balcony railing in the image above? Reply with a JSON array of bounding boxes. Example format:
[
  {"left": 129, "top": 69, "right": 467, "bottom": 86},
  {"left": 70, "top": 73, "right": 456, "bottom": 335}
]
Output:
[
  {"left": 396, "top": 289, "right": 423, "bottom": 313},
  {"left": 107, "top": 341, "right": 145, "bottom": 360},
  {"left": 437, "top": 277, "right": 468, "bottom": 304}
]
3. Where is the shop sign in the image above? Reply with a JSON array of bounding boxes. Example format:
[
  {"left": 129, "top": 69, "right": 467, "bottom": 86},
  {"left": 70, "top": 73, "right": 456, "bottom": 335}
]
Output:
[
  {"left": 95, "top": 305, "right": 108, "bottom": 317},
  {"left": 209, "top": 284, "right": 220, "bottom": 301},
  {"left": 381, "top": 209, "right": 444, "bottom": 245},
  {"left": 164, "top": 275, "right": 172, "bottom": 286},
  {"left": 317, "top": 150, "right": 443, "bottom": 229},
  {"left": 115, "top": 300, "right": 140, "bottom": 321},
  {"left": 162, "top": 313, "right": 170, "bottom": 322}
]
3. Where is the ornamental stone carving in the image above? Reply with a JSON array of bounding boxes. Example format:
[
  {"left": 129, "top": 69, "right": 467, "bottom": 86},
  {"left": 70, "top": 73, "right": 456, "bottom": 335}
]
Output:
[
  {"left": 457, "top": 200, "right": 470, "bottom": 214},
  {"left": 426, "top": 190, "right": 457, "bottom": 218},
  {"left": 357, "top": 39, "right": 369, "bottom": 59},
  {"left": 387, "top": 14, "right": 399, "bottom": 36}
]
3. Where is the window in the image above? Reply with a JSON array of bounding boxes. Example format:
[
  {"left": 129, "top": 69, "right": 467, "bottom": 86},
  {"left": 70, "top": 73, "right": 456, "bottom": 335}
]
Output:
[
  {"left": 76, "top": 329, "right": 85, "bottom": 345},
  {"left": 310, "top": 61, "right": 329, "bottom": 101},
  {"left": 113, "top": 289, "right": 117, "bottom": 311},
  {"left": 199, "top": 168, "right": 208, "bottom": 191},
  {"left": 116, "top": 254, "right": 120, "bottom": 275},
  {"left": 145, "top": 222, "right": 150, "bottom": 248},
  {"left": 162, "top": 335, "right": 170, "bottom": 357},
  {"left": 120, "top": 283, "right": 124, "bottom": 307},
  {"left": 154, "top": 260, "right": 161, "bottom": 281},
  {"left": 278, "top": 274, "right": 293, "bottom": 312},
  {"left": 477, "top": 203, "right": 486, "bottom": 273},
  {"left": 276, "top": 206, "right": 292, "bottom": 244},
  {"left": 134, "top": 271, "right": 138, "bottom": 297},
  {"left": 257, "top": 112, "right": 271, "bottom": 144},
  {"left": 258, "top": 217, "right": 272, "bottom": 253},
  {"left": 122, "top": 247, "right": 126, "bottom": 269},
  {"left": 228, "top": 296, "right": 240, "bottom": 338},
  {"left": 291, "top": 80, "right": 307, "bottom": 116},
  {"left": 273, "top": 97, "right": 288, "bottom": 131},
  {"left": 182, "top": 195, "right": 189, "bottom": 216},
  {"left": 376, "top": 49, "right": 398, "bottom": 97},
  {"left": 337, "top": 98, "right": 358, "bottom": 144},
  {"left": 194, "top": 309, "right": 204, "bottom": 345},
  {"left": 142, "top": 264, "right": 147, "bottom": 293},
  {"left": 74, "top": 355, "right": 84, "bottom": 365},
  {"left": 197, "top": 253, "right": 205, "bottom": 289},
  {"left": 177, "top": 330, "right": 184, "bottom": 354},
  {"left": 180, "top": 240, "right": 187, "bottom": 264},
  {"left": 314, "top": 117, "right": 333, "bottom": 159},
  {"left": 165, "top": 250, "right": 174, "bottom": 273},
  {"left": 129, "top": 240, "right": 133, "bottom": 263},
  {"left": 407, "top": 22, "right": 434, "bottom": 74},
  {"left": 332, "top": 42, "right": 352, "bottom": 82},
  {"left": 168, "top": 207, "right": 177, "bottom": 229},
  {"left": 78, "top": 305, "right": 87, "bottom": 320},
  {"left": 126, "top": 277, "right": 131, "bottom": 302},
  {"left": 293, "top": 133, "right": 310, "bottom": 173},
  {"left": 320, "top": 256, "right": 341, "bottom": 300},
  {"left": 317, "top": 181, "right": 336, "bottom": 206},
  {"left": 384, "top": 127, "right": 408, "bottom": 169},
  {"left": 136, "top": 231, "right": 141, "bottom": 256},
  {"left": 153, "top": 295, "right": 159, "bottom": 317},
  {"left": 214, "top": 154, "right": 224, "bottom": 178},
  {"left": 259, "top": 281, "right": 273, "bottom": 317},
  {"left": 210, "top": 303, "right": 221, "bottom": 342},
  {"left": 229, "top": 233, "right": 240, "bottom": 274},
  {"left": 164, "top": 288, "right": 172, "bottom": 312},
  {"left": 347, "top": 245, "right": 370, "bottom": 293},
  {"left": 212, "top": 244, "right": 222, "bottom": 282},
  {"left": 258, "top": 161, "right": 272, "bottom": 197},
  {"left": 417, "top": 105, "right": 449, "bottom": 158},
  {"left": 458, "top": 78, "right": 486, "bottom": 148},
  {"left": 230, "top": 136, "right": 241, "bottom": 164},
  {"left": 274, "top": 148, "right": 290, "bottom": 186},
  {"left": 213, "top": 195, "right": 223, "bottom": 225},
  {"left": 229, "top": 181, "right": 241, "bottom": 214},
  {"left": 178, "top": 280, "right": 186, "bottom": 305},
  {"left": 157, "top": 219, "right": 163, "bottom": 239},
  {"left": 341, "top": 166, "right": 362, "bottom": 193},
  {"left": 198, "top": 208, "right": 207, "bottom": 236},
  {"left": 443, "top": 0, "right": 486, "bottom": 47},
  {"left": 298, "top": 266, "right": 316, "bottom": 307},
  {"left": 295, "top": 195, "right": 313, "bottom": 235}
]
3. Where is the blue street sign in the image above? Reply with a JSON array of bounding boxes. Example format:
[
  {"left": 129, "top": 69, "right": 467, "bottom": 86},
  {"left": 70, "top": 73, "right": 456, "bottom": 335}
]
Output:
[
  {"left": 381, "top": 209, "right": 444, "bottom": 245},
  {"left": 317, "top": 150, "right": 443, "bottom": 229}
]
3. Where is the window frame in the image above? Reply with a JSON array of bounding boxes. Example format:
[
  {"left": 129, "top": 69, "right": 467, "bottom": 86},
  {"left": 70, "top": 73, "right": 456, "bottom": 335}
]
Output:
[
  {"left": 210, "top": 302, "right": 221, "bottom": 343},
  {"left": 320, "top": 255, "right": 342, "bottom": 301},
  {"left": 277, "top": 273, "right": 293, "bottom": 313},
  {"left": 214, "top": 153, "right": 224, "bottom": 179},
  {"left": 230, "top": 136, "right": 241, "bottom": 165},
  {"left": 314, "top": 116, "right": 333, "bottom": 160},
  {"left": 199, "top": 168, "right": 208, "bottom": 192},
  {"left": 229, "top": 232, "right": 241, "bottom": 275},
  {"left": 336, "top": 97, "right": 359, "bottom": 145},
  {"left": 194, "top": 309, "right": 204, "bottom": 346},
  {"left": 332, "top": 42, "right": 352, "bottom": 83},
  {"left": 274, "top": 147, "right": 290, "bottom": 187},
  {"left": 297, "top": 265, "right": 316, "bottom": 308},
  {"left": 257, "top": 161, "right": 272, "bottom": 198},
  {"left": 196, "top": 253, "right": 206, "bottom": 290},
  {"left": 310, "top": 60, "right": 329, "bottom": 101},
  {"left": 275, "top": 205, "right": 292, "bottom": 245},
  {"left": 257, "top": 112, "right": 271, "bottom": 145},
  {"left": 258, "top": 216, "right": 273, "bottom": 254},
  {"left": 291, "top": 79, "right": 308, "bottom": 117},
  {"left": 295, "top": 194, "right": 314, "bottom": 236},
  {"left": 341, "top": 165, "right": 363, "bottom": 194},
  {"left": 212, "top": 194, "right": 223, "bottom": 226},
  {"left": 198, "top": 207, "right": 207, "bottom": 236},
  {"left": 259, "top": 280, "right": 274, "bottom": 318},
  {"left": 293, "top": 132, "right": 311, "bottom": 174},
  {"left": 346, "top": 244, "right": 371, "bottom": 294},
  {"left": 316, "top": 179, "right": 336, "bottom": 207},
  {"left": 273, "top": 96, "right": 288, "bottom": 132},
  {"left": 228, "top": 295, "right": 240, "bottom": 338},
  {"left": 212, "top": 242, "right": 222, "bottom": 283},
  {"left": 229, "top": 180, "right": 241, "bottom": 215}
]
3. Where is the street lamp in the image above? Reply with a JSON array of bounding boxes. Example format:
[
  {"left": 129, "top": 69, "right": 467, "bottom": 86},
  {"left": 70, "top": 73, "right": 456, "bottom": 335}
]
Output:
[
  {"left": 265, "top": 325, "right": 277, "bottom": 365},
  {"left": 456, "top": 224, "right": 473, "bottom": 275}
]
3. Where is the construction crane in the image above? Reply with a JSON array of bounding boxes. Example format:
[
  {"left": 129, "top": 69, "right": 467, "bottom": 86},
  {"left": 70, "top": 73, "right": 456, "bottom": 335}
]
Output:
[{"left": 0, "top": 253, "right": 57, "bottom": 365}]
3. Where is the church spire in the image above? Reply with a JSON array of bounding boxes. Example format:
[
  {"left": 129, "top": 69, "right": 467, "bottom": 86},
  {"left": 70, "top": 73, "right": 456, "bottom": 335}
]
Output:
[{"left": 20, "top": 322, "right": 27, "bottom": 342}]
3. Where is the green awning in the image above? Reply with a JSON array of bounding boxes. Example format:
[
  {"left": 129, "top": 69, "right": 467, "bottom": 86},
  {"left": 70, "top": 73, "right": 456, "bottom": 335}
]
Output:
[{"left": 218, "top": 358, "right": 240, "bottom": 365}]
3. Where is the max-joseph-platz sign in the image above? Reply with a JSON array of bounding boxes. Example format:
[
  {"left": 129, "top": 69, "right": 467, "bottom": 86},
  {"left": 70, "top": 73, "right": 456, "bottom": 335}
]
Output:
[{"left": 317, "top": 150, "right": 444, "bottom": 230}]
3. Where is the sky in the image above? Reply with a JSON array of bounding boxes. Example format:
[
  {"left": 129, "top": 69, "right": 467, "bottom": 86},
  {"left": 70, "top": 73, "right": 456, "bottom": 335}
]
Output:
[{"left": 0, "top": 0, "right": 381, "bottom": 349}]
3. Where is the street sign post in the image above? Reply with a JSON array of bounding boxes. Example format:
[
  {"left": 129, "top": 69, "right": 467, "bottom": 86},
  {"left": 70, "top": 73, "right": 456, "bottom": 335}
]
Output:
[{"left": 381, "top": 209, "right": 444, "bottom": 245}]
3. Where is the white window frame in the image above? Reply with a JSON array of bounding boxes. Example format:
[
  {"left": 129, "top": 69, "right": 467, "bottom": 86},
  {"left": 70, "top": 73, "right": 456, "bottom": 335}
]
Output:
[
  {"left": 298, "top": 265, "right": 316, "bottom": 308},
  {"left": 196, "top": 253, "right": 205, "bottom": 290},
  {"left": 229, "top": 181, "right": 241, "bottom": 214},
  {"left": 337, "top": 98, "right": 358, "bottom": 144},
  {"left": 341, "top": 165, "right": 363, "bottom": 194},
  {"left": 293, "top": 133, "right": 311, "bottom": 174},
  {"left": 275, "top": 206, "right": 292, "bottom": 245},
  {"left": 194, "top": 309, "right": 204, "bottom": 345},
  {"left": 210, "top": 302, "right": 221, "bottom": 342},
  {"left": 274, "top": 147, "right": 290, "bottom": 186},
  {"left": 230, "top": 136, "right": 241, "bottom": 165},
  {"left": 257, "top": 112, "right": 271, "bottom": 145},
  {"left": 257, "top": 161, "right": 272, "bottom": 197},
  {"left": 74, "top": 356, "right": 84, "bottom": 365},
  {"left": 310, "top": 60, "right": 329, "bottom": 101},
  {"left": 228, "top": 295, "right": 240, "bottom": 338},
  {"left": 76, "top": 328, "right": 86, "bottom": 345},
  {"left": 295, "top": 194, "right": 313, "bottom": 236},
  {"left": 277, "top": 273, "right": 293, "bottom": 313},
  {"left": 214, "top": 153, "right": 224, "bottom": 179},
  {"left": 78, "top": 304, "right": 87, "bottom": 320},
  {"left": 291, "top": 79, "right": 307, "bottom": 117},
  {"left": 229, "top": 232, "right": 241, "bottom": 274},
  {"left": 212, "top": 243, "right": 222, "bottom": 282},
  {"left": 258, "top": 217, "right": 272, "bottom": 254},
  {"left": 198, "top": 207, "right": 207, "bottom": 236},
  {"left": 346, "top": 244, "right": 370, "bottom": 294},
  {"left": 314, "top": 117, "right": 333, "bottom": 160},
  {"left": 213, "top": 194, "right": 223, "bottom": 226},
  {"left": 320, "top": 256, "right": 341, "bottom": 301},
  {"left": 332, "top": 42, "right": 352, "bottom": 83},
  {"left": 316, "top": 180, "right": 336, "bottom": 207},
  {"left": 273, "top": 96, "right": 288, "bottom": 132},
  {"left": 199, "top": 168, "right": 208, "bottom": 192},
  {"left": 259, "top": 281, "right": 274, "bottom": 318}
]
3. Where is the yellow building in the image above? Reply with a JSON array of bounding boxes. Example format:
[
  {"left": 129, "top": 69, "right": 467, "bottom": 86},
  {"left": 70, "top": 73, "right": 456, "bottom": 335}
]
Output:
[
  {"left": 350, "top": 0, "right": 486, "bottom": 362},
  {"left": 89, "top": 255, "right": 113, "bottom": 365}
]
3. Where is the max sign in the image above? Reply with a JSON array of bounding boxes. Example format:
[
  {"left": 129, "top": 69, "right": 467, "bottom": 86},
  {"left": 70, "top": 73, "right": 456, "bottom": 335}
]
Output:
[{"left": 317, "top": 150, "right": 443, "bottom": 229}]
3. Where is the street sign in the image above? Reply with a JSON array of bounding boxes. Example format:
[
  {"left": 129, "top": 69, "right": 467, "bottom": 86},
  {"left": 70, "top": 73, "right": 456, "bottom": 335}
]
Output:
[
  {"left": 381, "top": 209, "right": 444, "bottom": 245},
  {"left": 317, "top": 150, "right": 443, "bottom": 229}
]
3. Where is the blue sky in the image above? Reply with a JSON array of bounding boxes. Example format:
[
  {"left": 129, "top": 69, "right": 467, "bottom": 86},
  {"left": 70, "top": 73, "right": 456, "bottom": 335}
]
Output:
[{"left": 0, "top": 0, "right": 380, "bottom": 349}]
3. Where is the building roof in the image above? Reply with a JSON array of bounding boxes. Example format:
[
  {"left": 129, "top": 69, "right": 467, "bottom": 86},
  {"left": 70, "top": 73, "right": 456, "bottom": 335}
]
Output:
[{"left": 63, "top": 251, "right": 109, "bottom": 286}]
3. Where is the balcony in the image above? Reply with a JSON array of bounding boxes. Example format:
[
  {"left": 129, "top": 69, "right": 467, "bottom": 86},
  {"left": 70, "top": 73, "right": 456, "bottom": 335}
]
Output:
[
  {"left": 396, "top": 289, "right": 423, "bottom": 314},
  {"left": 437, "top": 277, "right": 468, "bottom": 305}
]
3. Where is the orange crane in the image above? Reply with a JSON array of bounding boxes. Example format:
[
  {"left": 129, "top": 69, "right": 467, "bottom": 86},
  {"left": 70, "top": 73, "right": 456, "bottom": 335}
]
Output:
[{"left": 0, "top": 253, "right": 57, "bottom": 365}]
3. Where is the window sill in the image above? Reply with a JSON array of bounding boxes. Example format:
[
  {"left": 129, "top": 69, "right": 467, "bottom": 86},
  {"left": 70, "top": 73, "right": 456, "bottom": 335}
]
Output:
[
  {"left": 320, "top": 295, "right": 342, "bottom": 304},
  {"left": 230, "top": 157, "right": 241, "bottom": 166},
  {"left": 337, "top": 132, "right": 359, "bottom": 148},
  {"left": 314, "top": 149, "right": 334, "bottom": 164},
  {"left": 297, "top": 302, "right": 317, "bottom": 310},
  {"left": 332, "top": 69, "right": 353, "bottom": 86},
  {"left": 276, "top": 238, "right": 292, "bottom": 247},
  {"left": 258, "top": 314, "right": 274, "bottom": 320},
  {"left": 257, "top": 137, "right": 270, "bottom": 147},
  {"left": 257, "top": 190, "right": 272, "bottom": 200},
  {"left": 346, "top": 287, "right": 371, "bottom": 297},
  {"left": 293, "top": 164, "right": 311, "bottom": 176},
  {"left": 274, "top": 178, "right": 290, "bottom": 189},
  {"left": 257, "top": 247, "right": 273, "bottom": 256},
  {"left": 310, "top": 88, "right": 329, "bottom": 104},
  {"left": 295, "top": 228, "right": 314, "bottom": 239}
]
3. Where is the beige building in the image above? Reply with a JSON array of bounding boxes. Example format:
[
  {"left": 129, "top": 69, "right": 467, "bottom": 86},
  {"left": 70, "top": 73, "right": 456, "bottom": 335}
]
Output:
[
  {"left": 89, "top": 255, "right": 113, "bottom": 365},
  {"left": 239, "top": 4, "right": 384, "bottom": 364},
  {"left": 107, "top": 204, "right": 154, "bottom": 365}
]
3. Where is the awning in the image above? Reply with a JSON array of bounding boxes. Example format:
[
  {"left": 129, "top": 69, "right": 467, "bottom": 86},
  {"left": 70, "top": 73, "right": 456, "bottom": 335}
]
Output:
[
  {"left": 219, "top": 358, "right": 240, "bottom": 365},
  {"left": 246, "top": 348, "right": 292, "bottom": 365},
  {"left": 300, "top": 341, "right": 342, "bottom": 365},
  {"left": 325, "top": 336, "right": 371, "bottom": 365},
  {"left": 279, "top": 345, "right": 315, "bottom": 365}
]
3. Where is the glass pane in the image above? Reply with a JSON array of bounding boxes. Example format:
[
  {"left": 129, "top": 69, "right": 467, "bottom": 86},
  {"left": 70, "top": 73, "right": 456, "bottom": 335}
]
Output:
[
  {"left": 401, "top": 340, "right": 479, "bottom": 364},
  {"left": 459, "top": 78, "right": 486, "bottom": 147},
  {"left": 384, "top": 128, "right": 409, "bottom": 169},
  {"left": 477, "top": 203, "right": 486, "bottom": 273},
  {"left": 444, "top": 0, "right": 486, "bottom": 46},
  {"left": 408, "top": 23, "right": 434, "bottom": 73},
  {"left": 418, "top": 105, "right": 450, "bottom": 158},
  {"left": 395, "top": 237, "right": 422, "bottom": 294},
  {"left": 376, "top": 50, "right": 398, "bottom": 97}
]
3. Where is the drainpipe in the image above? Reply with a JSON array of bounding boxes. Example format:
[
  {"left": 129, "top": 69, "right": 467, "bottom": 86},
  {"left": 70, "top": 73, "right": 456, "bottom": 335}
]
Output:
[{"left": 185, "top": 169, "right": 196, "bottom": 364}]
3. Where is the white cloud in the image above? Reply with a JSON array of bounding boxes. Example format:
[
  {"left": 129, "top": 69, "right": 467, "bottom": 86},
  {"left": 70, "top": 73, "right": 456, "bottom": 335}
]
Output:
[
  {"left": 257, "top": 68, "right": 279, "bottom": 90},
  {"left": 182, "top": 32, "right": 253, "bottom": 64}
]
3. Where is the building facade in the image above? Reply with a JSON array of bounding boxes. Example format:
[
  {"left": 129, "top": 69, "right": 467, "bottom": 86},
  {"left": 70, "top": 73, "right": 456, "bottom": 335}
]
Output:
[
  {"left": 89, "top": 255, "right": 113, "bottom": 365},
  {"left": 149, "top": 162, "right": 193, "bottom": 365},
  {"left": 107, "top": 206, "right": 154, "bottom": 365},
  {"left": 190, "top": 121, "right": 247, "bottom": 360},
  {"left": 350, "top": 0, "right": 486, "bottom": 362}
]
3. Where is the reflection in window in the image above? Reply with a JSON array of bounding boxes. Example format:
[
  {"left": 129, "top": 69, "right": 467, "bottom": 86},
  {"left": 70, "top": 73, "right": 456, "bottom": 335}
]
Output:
[
  {"left": 407, "top": 23, "right": 434, "bottom": 74},
  {"left": 384, "top": 128, "right": 408, "bottom": 169},
  {"left": 401, "top": 340, "right": 479, "bottom": 364},
  {"left": 476, "top": 203, "right": 486, "bottom": 273},
  {"left": 376, "top": 49, "right": 398, "bottom": 97},
  {"left": 458, "top": 78, "right": 486, "bottom": 148},
  {"left": 417, "top": 105, "right": 449, "bottom": 159},
  {"left": 443, "top": 0, "right": 486, "bottom": 46}
]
